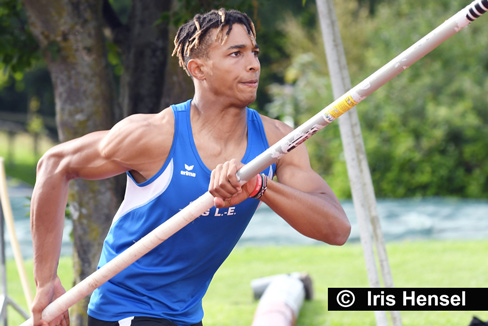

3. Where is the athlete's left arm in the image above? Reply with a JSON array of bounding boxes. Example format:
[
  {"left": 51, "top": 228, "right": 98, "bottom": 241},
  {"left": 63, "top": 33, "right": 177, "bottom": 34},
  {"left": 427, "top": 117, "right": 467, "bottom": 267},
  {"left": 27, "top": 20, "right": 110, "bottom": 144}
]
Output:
[{"left": 261, "top": 117, "right": 351, "bottom": 245}]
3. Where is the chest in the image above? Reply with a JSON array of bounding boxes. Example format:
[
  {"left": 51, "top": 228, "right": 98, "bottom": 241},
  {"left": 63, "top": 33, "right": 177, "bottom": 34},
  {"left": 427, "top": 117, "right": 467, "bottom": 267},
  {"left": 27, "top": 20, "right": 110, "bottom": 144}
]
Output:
[{"left": 193, "top": 136, "right": 248, "bottom": 171}]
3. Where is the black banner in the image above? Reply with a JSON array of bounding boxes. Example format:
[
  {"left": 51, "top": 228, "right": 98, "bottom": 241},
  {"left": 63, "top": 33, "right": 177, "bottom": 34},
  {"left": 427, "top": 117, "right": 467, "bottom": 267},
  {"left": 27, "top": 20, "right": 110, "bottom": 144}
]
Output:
[{"left": 328, "top": 288, "right": 488, "bottom": 311}]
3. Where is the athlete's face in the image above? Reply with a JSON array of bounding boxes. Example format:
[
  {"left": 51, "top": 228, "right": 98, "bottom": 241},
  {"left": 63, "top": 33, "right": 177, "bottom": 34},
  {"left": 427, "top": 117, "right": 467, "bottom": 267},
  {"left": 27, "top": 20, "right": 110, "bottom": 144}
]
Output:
[{"left": 198, "top": 24, "right": 260, "bottom": 107}]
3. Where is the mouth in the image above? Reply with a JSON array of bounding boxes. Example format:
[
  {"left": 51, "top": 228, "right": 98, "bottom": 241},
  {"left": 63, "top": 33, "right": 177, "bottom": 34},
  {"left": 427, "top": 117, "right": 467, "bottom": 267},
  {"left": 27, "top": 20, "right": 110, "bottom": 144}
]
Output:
[{"left": 240, "top": 79, "right": 259, "bottom": 88}]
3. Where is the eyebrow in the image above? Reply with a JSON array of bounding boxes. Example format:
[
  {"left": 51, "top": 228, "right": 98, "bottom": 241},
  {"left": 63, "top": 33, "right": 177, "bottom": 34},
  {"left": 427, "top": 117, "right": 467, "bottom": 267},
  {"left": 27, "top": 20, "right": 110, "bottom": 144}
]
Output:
[{"left": 226, "top": 43, "right": 260, "bottom": 51}]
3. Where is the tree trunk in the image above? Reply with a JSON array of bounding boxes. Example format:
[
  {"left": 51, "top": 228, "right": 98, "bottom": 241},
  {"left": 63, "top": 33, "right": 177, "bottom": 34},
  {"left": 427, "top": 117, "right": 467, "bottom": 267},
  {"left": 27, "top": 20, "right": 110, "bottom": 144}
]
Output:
[
  {"left": 118, "top": 0, "right": 171, "bottom": 117},
  {"left": 22, "top": 1, "right": 120, "bottom": 325}
]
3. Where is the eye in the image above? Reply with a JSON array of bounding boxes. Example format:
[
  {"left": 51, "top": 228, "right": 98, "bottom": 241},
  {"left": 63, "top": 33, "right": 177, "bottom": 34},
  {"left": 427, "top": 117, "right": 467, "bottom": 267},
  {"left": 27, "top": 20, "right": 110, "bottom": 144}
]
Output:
[
  {"left": 253, "top": 49, "right": 260, "bottom": 57},
  {"left": 230, "top": 51, "right": 241, "bottom": 57}
]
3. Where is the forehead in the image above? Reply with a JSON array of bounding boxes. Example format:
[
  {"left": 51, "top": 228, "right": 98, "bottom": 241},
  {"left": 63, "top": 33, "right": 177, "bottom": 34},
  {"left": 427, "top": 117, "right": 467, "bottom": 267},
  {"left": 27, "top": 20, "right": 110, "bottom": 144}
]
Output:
[{"left": 207, "top": 24, "right": 257, "bottom": 50}]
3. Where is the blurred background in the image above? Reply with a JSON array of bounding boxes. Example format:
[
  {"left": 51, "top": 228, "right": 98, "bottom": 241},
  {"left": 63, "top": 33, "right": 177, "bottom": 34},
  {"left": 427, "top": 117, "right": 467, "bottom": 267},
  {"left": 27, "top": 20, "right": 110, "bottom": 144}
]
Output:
[
  {"left": 2, "top": 0, "right": 488, "bottom": 198},
  {"left": 1, "top": 0, "right": 487, "bottom": 325}
]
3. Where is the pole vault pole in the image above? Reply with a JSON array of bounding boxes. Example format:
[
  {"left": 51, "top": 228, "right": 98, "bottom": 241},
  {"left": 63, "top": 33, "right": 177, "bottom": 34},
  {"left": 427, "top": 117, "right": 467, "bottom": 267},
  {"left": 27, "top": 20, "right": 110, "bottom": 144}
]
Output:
[
  {"left": 21, "top": 1, "right": 487, "bottom": 325},
  {"left": 315, "top": 1, "right": 395, "bottom": 325},
  {"left": 0, "top": 158, "right": 33, "bottom": 309},
  {"left": 316, "top": 0, "right": 402, "bottom": 325}
]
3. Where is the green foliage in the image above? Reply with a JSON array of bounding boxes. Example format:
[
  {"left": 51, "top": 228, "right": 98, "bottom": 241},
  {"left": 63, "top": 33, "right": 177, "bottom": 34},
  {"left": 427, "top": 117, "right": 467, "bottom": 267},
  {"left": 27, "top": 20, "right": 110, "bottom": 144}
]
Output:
[
  {"left": 357, "top": 0, "right": 488, "bottom": 198},
  {"left": 0, "top": 130, "right": 55, "bottom": 185},
  {"left": 26, "top": 97, "right": 44, "bottom": 134},
  {"left": 0, "top": 0, "right": 40, "bottom": 74},
  {"left": 2, "top": 0, "right": 487, "bottom": 199},
  {"left": 169, "top": 0, "right": 255, "bottom": 27},
  {"left": 265, "top": 0, "right": 488, "bottom": 199}
]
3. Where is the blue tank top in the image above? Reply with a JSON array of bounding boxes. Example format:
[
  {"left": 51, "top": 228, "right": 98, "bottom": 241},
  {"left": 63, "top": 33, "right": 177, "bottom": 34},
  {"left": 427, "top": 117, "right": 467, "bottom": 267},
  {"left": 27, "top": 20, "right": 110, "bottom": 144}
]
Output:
[{"left": 88, "top": 100, "right": 275, "bottom": 325}]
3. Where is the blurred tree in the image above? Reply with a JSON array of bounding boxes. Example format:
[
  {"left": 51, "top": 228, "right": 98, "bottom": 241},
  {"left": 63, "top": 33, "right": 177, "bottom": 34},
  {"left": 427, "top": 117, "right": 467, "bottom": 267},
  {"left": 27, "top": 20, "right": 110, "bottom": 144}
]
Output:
[
  {"left": 16, "top": 0, "right": 266, "bottom": 324},
  {"left": 0, "top": 0, "right": 56, "bottom": 137},
  {"left": 0, "top": 0, "right": 40, "bottom": 73},
  {"left": 358, "top": 0, "right": 488, "bottom": 198},
  {"left": 21, "top": 1, "right": 125, "bottom": 324},
  {"left": 9, "top": 0, "right": 488, "bottom": 321},
  {"left": 102, "top": 0, "right": 171, "bottom": 119},
  {"left": 266, "top": 0, "right": 488, "bottom": 199},
  {"left": 1, "top": 1, "right": 317, "bottom": 323},
  {"left": 26, "top": 96, "right": 45, "bottom": 158},
  {"left": 356, "top": 0, "right": 378, "bottom": 16}
]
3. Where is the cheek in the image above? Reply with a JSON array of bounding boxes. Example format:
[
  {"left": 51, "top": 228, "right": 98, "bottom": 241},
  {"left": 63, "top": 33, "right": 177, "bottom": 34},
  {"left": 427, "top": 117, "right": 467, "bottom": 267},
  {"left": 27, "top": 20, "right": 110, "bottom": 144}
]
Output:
[{"left": 210, "top": 68, "right": 237, "bottom": 87}]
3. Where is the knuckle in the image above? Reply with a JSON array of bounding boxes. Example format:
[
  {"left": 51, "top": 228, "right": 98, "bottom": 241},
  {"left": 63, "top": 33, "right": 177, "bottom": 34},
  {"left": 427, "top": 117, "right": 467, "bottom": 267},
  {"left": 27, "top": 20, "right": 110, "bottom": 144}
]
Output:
[
  {"left": 214, "top": 163, "right": 224, "bottom": 172},
  {"left": 208, "top": 182, "right": 217, "bottom": 192}
]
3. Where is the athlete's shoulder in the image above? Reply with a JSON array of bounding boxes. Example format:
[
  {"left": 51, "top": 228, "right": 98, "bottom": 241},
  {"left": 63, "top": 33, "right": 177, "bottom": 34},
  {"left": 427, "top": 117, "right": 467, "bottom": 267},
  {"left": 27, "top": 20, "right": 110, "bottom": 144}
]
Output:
[
  {"left": 100, "top": 108, "right": 175, "bottom": 166},
  {"left": 258, "top": 114, "right": 293, "bottom": 147},
  {"left": 114, "top": 107, "right": 174, "bottom": 131}
]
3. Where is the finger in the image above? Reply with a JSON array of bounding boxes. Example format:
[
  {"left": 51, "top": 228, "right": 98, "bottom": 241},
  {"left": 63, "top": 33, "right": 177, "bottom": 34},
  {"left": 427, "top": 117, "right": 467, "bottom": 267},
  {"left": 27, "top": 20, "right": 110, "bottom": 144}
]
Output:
[
  {"left": 217, "top": 172, "right": 236, "bottom": 195},
  {"left": 63, "top": 310, "right": 70, "bottom": 326},
  {"left": 48, "top": 315, "right": 62, "bottom": 326},
  {"left": 226, "top": 159, "right": 242, "bottom": 188},
  {"left": 211, "top": 163, "right": 238, "bottom": 197},
  {"left": 34, "top": 318, "right": 47, "bottom": 326},
  {"left": 220, "top": 161, "right": 242, "bottom": 194},
  {"left": 32, "top": 307, "right": 46, "bottom": 326},
  {"left": 209, "top": 166, "right": 228, "bottom": 197},
  {"left": 47, "top": 309, "right": 68, "bottom": 326},
  {"left": 214, "top": 196, "right": 225, "bottom": 209},
  {"left": 61, "top": 313, "right": 69, "bottom": 326},
  {"left": 215, "top": 176, "right": 237, "bottom": 198}
]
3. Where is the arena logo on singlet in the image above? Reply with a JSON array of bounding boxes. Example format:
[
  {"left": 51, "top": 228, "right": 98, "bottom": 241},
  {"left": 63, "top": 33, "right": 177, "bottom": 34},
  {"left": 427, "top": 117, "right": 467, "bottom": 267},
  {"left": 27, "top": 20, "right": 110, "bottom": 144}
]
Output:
[{"left": 181, "top": 164, "right": 196, "bottom": 177}]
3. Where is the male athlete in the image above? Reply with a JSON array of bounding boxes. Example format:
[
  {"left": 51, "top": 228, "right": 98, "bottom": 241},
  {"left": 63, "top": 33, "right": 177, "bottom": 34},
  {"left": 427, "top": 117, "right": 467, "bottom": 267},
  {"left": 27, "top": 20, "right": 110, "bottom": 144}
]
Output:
[{"left": 31, "top": 9, "right": 350, "bottom": 326}]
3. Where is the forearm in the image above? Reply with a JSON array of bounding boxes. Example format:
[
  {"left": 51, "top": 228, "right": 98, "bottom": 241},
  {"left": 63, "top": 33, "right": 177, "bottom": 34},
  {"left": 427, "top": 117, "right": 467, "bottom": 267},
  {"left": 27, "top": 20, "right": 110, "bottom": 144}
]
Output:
[
  {"left": 260, "top": 178, "right": 350, "bottom": 245},
  {"left": 31, "top": 154, "right": 70, "bottom": 288}
]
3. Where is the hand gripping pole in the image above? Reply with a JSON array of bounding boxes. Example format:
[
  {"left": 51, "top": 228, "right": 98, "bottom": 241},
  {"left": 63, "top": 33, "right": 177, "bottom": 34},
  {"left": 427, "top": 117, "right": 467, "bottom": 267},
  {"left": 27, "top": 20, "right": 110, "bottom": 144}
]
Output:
[{"left": 21, "top": 1, "right": 487, "bottom": 324}]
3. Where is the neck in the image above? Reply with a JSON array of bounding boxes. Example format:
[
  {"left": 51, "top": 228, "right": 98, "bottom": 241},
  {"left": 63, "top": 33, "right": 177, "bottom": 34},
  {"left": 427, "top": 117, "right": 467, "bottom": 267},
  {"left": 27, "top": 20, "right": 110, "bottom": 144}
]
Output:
[
  {"left": 190, "top": 95, "right": 248, "bottom": 145},
  {"left": 192, "top": 89, "right": 248, "bottom": 113}
]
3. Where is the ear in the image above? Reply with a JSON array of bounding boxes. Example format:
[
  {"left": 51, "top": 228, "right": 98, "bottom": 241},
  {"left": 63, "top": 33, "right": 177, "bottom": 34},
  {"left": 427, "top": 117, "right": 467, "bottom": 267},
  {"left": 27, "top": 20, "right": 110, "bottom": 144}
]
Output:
[{"left": 187, "top": 59, "right": 206, "bottom": 81}]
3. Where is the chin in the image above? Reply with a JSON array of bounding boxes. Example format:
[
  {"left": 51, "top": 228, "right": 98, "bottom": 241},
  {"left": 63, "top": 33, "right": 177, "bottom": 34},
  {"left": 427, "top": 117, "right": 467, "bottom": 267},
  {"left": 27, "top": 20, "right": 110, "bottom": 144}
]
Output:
[
  {"left": 242, "top": 94, "right": 257, "bottom": 107},
  {"left": 228, "top": 92, "right": 257, "bottom": 109}
]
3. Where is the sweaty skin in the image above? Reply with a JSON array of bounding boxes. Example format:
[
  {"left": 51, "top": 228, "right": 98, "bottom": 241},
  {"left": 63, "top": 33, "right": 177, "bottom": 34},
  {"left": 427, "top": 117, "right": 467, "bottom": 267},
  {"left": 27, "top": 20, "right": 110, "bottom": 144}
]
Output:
[{"left": 30, "top": 24, "right": 350, "bottom": 326}]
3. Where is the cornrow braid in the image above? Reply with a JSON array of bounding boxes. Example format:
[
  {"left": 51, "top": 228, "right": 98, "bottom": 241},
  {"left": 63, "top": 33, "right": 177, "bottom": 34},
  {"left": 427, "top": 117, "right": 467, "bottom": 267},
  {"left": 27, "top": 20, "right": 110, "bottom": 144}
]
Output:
[{"left": 172, "top": 8, "right": 257, "bottom": 76}]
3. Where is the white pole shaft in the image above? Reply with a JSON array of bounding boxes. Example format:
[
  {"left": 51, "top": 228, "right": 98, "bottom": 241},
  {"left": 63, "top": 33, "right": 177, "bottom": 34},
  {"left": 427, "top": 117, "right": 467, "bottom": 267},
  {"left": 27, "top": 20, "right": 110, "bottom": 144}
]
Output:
[
  {"left": 0, "top": 158, "right": 33, "bottom": 308},
  {"left": 316, "top": 0, "right": 401, "bottom": 325},
  {"left": 315, "top": 1, "right": 389, "bottom": 325},
  {"left": 21, "top": 1, "right": 487, "bottom": 324}
]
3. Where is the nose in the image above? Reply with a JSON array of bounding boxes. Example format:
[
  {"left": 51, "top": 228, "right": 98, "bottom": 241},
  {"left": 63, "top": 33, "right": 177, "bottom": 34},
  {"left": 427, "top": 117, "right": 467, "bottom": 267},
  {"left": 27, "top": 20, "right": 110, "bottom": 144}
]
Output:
[{"left": 247, "top": 53, "right": 260, "bottom": 73}]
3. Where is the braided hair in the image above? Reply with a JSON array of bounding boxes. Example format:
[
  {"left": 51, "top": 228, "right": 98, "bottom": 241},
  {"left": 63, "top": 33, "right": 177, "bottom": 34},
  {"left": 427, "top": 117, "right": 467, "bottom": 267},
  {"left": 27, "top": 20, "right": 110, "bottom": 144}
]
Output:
[{"left": 172, "top": 8, "right": 257, "bottom": 76}]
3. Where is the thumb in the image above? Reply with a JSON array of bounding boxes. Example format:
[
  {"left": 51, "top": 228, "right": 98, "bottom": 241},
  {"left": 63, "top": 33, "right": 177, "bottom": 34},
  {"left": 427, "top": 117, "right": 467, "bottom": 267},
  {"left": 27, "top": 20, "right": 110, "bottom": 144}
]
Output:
[{"left": 214, "top": 196, "right": 225, "bottom": 209}]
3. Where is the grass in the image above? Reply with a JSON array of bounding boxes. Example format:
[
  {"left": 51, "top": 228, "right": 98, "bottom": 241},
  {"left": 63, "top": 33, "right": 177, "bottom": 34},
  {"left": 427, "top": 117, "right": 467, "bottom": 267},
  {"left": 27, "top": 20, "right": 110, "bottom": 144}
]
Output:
[
  {"left": 5, "top": 240, "right": 488, "bottom": 325},
  {"left": 0, "top": 131, "right": 56, "bottom": 185},
  {"left": 2, "top": 131, "right": 487, "bottom": 325},
  {"left": 204, "top": 241, "right": 488, "bottom": 326},
  {"left": 6, "top": 257, "right": 73, "bottom": 325}
]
